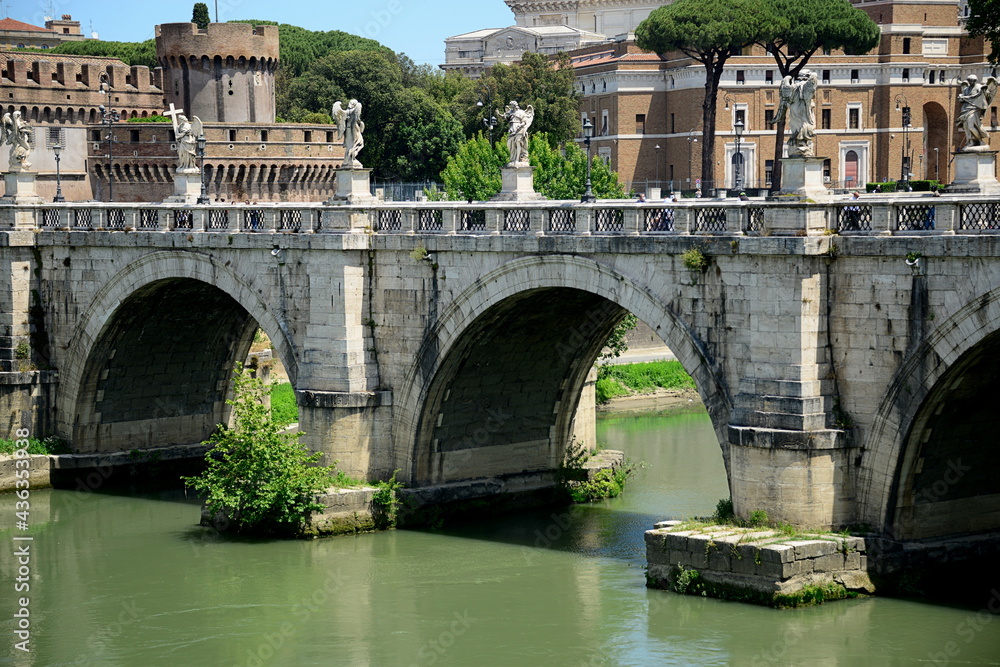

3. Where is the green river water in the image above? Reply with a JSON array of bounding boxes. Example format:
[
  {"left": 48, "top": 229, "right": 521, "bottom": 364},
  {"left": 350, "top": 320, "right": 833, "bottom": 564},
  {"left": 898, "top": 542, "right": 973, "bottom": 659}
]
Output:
[{"left": 2, "top": 406, "right": 999, "bottom": 666}]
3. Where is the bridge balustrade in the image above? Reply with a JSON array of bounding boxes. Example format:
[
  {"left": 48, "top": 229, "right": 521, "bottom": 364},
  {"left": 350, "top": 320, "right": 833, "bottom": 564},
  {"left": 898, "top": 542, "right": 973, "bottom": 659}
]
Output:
[{"left": 11, "top": 197, "right": 999, "bottom": 237}]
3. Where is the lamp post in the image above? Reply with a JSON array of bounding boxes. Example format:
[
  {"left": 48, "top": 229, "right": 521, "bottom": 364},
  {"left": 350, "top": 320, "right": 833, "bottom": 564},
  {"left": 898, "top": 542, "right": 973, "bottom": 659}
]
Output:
[
  {"left": 476, "top": 98, "right": 497, "bottom": 145},
  {"left": 581, "top": 118, "right": 596, "bottom": 203},
  {"left": 52, "top": 143, "right": 64, "bottom": 202},
  {"left": 894, "top": 93, "right": 910, "bottom": 188},
  {"left": 196, "top": 133, "right": 210, "bottom": 204},
  {"left": 733, "top": 117, "right": 745, "bottom": 190},
  {"left": 934, "top": 146, "right": 940, "bottom": 182},
  {"left": 98, "top": 72, "right": 120, "bottom": 202},
  {"left": 654, "top": 144, "right": 660, "bottom": 191}
]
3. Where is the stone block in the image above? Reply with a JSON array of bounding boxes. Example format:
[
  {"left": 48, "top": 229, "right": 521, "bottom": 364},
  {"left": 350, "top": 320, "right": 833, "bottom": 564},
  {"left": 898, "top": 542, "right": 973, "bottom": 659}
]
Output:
[{"left": 812, "top": 552, "right": 846, "bottom": 573}]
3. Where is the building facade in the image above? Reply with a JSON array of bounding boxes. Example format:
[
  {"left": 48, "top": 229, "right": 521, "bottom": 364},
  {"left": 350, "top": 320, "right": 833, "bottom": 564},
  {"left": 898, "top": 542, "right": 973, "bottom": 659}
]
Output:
[
  {"left": 0, "top": 15, "right": 88, "bottom": 51},
  {"left": 572, "top": 0, "right": 996, "bottom": 192}
]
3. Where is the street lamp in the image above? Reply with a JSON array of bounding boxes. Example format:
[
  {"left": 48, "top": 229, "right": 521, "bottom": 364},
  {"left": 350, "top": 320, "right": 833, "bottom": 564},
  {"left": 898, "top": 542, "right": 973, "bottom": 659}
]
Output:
[
  {"left": 894, "top": 93, "right": 910, "bottom": 188},
  {"left": 654, "top": 144, "right": 661, "bottom": 191},
  {"left": 581, "top": 118, "right": 596, "bottom": 203},
  {"left": 98, "top": 72, "right": 120, "bottom": 202},
  {"left": 733, "top": 117, "right": 745, "bottom": 190},
  {"left": 52, "top": 143, "right": 64, "bottom": 202},
  {"left": 933, "top": 146, "right": 940, "bottom": 183},
  {"left": 196, "top": 133, "right": 210, "bottom": 204},
  {"left": 476, "top": 98, "right": 497, "bottom": 145}
]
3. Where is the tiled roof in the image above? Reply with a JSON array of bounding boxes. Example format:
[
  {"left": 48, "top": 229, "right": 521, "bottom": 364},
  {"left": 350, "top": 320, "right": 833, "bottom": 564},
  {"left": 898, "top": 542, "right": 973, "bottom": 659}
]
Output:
[
  {"left": 0, "top": 50, "right": 125, "bottom": 67},
  {"left": 0, "top": 18, "right": 49, "bottom": 33},
  {"left": 570, "top": 48, "right": 664, "bottom": 68}
]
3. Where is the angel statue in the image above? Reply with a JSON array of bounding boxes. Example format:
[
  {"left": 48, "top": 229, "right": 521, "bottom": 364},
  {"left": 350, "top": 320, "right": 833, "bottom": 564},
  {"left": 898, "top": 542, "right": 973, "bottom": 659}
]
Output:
[
  {"left": 173, "top": 113, "right": 202, "bottom": 171},
  {"left": 1, "top": 110, "right": 34, "bottom": 169},
  {"left": 332, "top": 99, "right": 365, "bottom": 168},
  {"left": 499, "top": 100, "right": 534, "bottom": 166},
  {"left": 770, "top": 69, "right": 819, "bottom": 157},
  {"left": 957, "top": 74, "right": 998, "bottom": 150}
]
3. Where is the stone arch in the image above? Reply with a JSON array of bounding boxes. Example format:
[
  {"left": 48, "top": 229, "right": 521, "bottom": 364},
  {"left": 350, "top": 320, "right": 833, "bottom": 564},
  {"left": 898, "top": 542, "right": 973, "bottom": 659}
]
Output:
[
  {"left": 57, "top": 251, "right": 298, "bottom": 452},
  {"left": 862, "top": 284, "right": 1000, "bottom": 535},
  {"left": 392, "top": 254, "right": 730, "bottom": 486}
]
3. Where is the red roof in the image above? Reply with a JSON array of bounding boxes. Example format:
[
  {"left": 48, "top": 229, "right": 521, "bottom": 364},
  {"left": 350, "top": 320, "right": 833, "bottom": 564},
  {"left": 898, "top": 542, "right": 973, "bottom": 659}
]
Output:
[{"left": 0, "top": 18, "right": 49, "bottom": 33}]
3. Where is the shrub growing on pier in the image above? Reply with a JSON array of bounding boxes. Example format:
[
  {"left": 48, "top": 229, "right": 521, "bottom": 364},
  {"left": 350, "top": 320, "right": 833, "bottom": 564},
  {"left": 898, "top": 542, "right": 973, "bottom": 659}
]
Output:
[{"left": 183, "top": 366, "right": 336, "bottom": 535}]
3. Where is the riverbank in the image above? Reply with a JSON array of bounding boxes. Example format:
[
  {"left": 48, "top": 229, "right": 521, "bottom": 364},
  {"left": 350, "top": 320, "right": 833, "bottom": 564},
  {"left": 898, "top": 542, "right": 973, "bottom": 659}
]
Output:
[{"left": 599, "top": 386, "right": 703, "bottom": 415}]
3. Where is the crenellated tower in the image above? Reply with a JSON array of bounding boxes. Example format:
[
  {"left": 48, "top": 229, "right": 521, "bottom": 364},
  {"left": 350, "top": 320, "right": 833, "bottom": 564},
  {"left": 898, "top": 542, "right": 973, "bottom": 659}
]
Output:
[{"left": 155, "top": 22, "right": 279, "bottom": 124}]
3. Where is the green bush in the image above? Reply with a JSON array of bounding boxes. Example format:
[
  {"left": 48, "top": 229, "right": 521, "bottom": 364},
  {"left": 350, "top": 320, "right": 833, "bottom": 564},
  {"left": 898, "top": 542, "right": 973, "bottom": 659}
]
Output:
[
  {"left": 595, "top": 377, "right": 630, "bottom": 404},
  {"left": 909, "top": 180, "right": 941, "bottom": 192},
  {"left": 866, "top": 182, "right": 897, "bottom": 193},
  {"left": 601, "top": 360, "right": 696, "bottom": 394},
  {"left": 0, "top": 436, "right": 70, "bottom": 455},
  {"left": 270, "top": 382, "right": 298, "bottom": 427},
  {"left": 183, "top": 367, "right": 337, "bottom": 535}
]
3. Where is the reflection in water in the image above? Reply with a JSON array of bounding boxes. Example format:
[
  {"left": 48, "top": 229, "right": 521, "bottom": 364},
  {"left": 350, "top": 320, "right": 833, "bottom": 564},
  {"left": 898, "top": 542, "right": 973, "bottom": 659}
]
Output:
[{"left": 1, "top": 406, "right": 998, "bottom": 666}]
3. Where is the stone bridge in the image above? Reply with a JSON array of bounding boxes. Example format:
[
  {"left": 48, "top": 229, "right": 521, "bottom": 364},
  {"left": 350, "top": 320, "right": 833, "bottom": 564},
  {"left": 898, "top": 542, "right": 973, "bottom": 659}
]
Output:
[{"left": 2, "top": 195, "right": 999, "bottom": 546}]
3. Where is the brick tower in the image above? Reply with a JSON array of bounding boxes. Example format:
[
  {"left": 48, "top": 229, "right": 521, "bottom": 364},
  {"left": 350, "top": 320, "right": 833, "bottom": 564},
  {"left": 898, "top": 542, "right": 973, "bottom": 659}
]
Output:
[{"left": 155, "top": 22, "right": 279, "bottom": 123}]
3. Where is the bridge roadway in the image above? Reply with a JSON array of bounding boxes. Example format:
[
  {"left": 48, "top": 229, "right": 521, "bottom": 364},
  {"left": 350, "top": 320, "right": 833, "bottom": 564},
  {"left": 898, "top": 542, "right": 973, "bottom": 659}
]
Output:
[{"left": 1, "top": 194, "right": 999, "bottom": 549}]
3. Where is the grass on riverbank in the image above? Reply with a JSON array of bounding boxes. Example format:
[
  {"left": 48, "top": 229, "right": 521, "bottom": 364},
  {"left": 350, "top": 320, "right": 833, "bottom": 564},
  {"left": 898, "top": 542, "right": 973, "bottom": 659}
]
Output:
[
  {"left": 596, "top": 360, "right": 695, "bottom": 404},
  {"left": 0, "top": 436, "right": 71, "bottom": 455},
  {"left": 271, "top": 382, "right": 298, "bottom": 427}
]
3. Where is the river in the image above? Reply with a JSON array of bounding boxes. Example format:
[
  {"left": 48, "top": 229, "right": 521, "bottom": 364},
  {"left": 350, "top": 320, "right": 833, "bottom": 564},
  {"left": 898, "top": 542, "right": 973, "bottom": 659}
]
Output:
[{"left": 2, "top": 405, "right": 999, "bottom": 666}]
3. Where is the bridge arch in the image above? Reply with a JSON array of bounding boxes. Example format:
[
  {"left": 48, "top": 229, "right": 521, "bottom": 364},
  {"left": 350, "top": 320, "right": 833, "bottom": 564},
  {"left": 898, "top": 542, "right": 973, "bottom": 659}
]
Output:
[
  {"left": 57, "top": 251, "right": 297, "bottom": 453},
  {"left": 863, "top": 285, "right": 1000, "bottom": 538},
  {"left": 392, "top": 254, "right": 731, "bottom": 486}
]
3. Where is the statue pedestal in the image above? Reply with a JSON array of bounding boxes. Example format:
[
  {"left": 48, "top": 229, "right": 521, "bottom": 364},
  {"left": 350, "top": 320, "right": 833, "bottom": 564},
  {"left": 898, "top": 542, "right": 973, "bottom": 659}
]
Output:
[
  {"left": 945, "top": 150, "right": 1000, "bottom": 194},
  {"left": 777, "top": 157, "right": 830, "bottom": 201},
  {"left": 0, "top": 167, "right": 43, "bottom": 205},
  {"left": 164, "top": 169, "right": 203, "bottom": 204},
  {"left": 327, "top": 168, "right": 375, "bottom": 205},
  {"left": 491, "top": 165, "right": 545, "bottom": 202}
]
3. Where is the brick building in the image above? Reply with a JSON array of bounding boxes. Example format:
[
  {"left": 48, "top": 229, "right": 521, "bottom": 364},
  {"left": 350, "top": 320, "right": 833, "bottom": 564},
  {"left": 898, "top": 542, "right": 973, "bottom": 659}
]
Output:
[
  {"left": 1, "top": 21, "right": 344, "bottom": 203},
  {"left": 572, "top": 0, "right": 997, "bottom": 192},
  {"left": 0, "top": 15, "right": 88, "bottom": 51}
]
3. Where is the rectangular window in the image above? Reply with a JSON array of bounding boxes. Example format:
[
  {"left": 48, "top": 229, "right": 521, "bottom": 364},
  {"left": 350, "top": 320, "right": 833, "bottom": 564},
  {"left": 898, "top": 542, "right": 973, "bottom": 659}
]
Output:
[
  {"left": 47, "top": 127, "right": 65, "bottom": 148},
  {"left": 736, "top": 70, "right": 745, "bottom": 84},
  {"left": 929, "top": 71, "right": 936, "bottom": 84},
  {"left": 326, "top": 130, "right": 334, "bottom": 143},
  {"left": 734, "top": 108, "right": 746, "bottom": 128},
  {"left": 228, "top": 129, "right": 237, "bottom": 142},
  {"left": 902, "top": 37, "right": 911, "bottom": 54},
  {"left": 848, "top": 107, "right": 860, "bottom": 129},
  {"left": 765, "top": 159, "right": 774, "bottom": 186},
  {"left": 130, "top": 129, "right": 140, "bottom": 142},
  {"left": 902, "top": 68, "right": 910, "bottom": 82},
  {"left": 823, "top": 158, "right": 831, "bottom": 182},
  {"left": 635, "top": 113, "right": 645, "bottom": 134},
  {"left": 91, "top": 129, "right": 101, "bottom": 142},
  {"left": 302, "top": 130, "right": 311, "bottom": 142},
  {"left": 851, "top": 69, "right": 859, "bottom": 83},
  {"left": 822, "top": 108, "right": 831, "bottom": 129},
  {"left": 992, "top": 107, "right": 998, "bottom": 127},
  {"left": 670, "top": 113, "right": 675, "bottom": 134},
  {"left": 765, "top": 70, "right": 773, "bottom": 84},
  {"left": 822, "top": 70, "right": 831, "bottom": 84},
  {"left": 764, "top": 109, "right": 774, "bottom": 125},
  {"left": 260, "top": 129, "right": 269, "bottom": 142}
]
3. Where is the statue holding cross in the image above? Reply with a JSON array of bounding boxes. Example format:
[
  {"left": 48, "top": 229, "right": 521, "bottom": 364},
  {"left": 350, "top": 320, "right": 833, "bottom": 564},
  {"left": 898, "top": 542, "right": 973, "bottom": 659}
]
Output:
[{"left": 165, "top": 103, "right": 202, "bottom": 172}]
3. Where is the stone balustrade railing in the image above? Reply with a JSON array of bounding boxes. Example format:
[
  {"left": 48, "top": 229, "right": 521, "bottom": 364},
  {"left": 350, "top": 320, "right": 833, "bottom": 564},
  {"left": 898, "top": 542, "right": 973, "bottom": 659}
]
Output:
[{"left": 3, "top": 196, "right": 1000, "bottom": 236}]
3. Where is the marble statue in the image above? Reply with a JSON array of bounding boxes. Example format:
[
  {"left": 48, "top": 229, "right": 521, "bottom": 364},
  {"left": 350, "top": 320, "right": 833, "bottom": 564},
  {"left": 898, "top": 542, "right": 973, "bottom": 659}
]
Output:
[
  {"left": 332, "top": 99, "right": 365, "bottom": 168},
  {"left": 500, "top": 101, "right": 534, "bottom": 166},
  {"left": 771, "top": 69, "right": 819, "bottom": 157},
  {"left": 174, "top": 114, "right": 202, "bottom": 171},
  {"left": 1, "top": 111, "right": 34, "bottom": 169},
  {"left": 957, "top": 74, "right": 998, "bottom": 150}
]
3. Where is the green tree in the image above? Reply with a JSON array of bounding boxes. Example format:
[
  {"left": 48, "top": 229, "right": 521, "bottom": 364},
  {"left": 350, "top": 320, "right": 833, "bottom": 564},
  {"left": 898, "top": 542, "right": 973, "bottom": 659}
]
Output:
[
  {"left": 48, "top": 38, "right": 156, "bottom": 67},
  {"left": 440, "top": 132, "right": 626, "bottom": 201},
  {"left": 385, "top": 88, "right": 465, "bottom": 181},
  {"left": 183, "top": 366, "right": 336, "bottom": 534},
  {"left": 597, "top": 313, "right": 639, "bottom": 379},
  {"left": 192, "top": 2, "right": 211, "bottom": 29},
  {"left": 966, "top": 0, "right": 1000, "bottom": 63},
  {"left": 462, "top": 52, "right": 581, "bottom": 145},
  {"left": 758, "top": 0, "right": 879, "bottom": 190},
  {"left": 636, "top": 0, "right": 770, "bottom": 190}
]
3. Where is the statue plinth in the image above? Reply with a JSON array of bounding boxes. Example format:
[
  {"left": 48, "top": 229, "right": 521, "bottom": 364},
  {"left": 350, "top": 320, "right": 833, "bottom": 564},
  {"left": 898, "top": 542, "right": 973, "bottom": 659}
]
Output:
[
  {"left": 945, "top": 150, "right": 1000, "bottom": 194},
  {"left": 327, "top": 167, "right": 375, "bottom": 205},
  {"left": 163, "top": 168, "right": 203, "bottom": 204},
  {"left": 491, "top": 164, "right": 545, "bottom": 202},
  {"left": 0, "top": 167, "right": 43, "bottom": 205},
  {"left": 776, "top": 156, "right": 830, "bottom": 201}
]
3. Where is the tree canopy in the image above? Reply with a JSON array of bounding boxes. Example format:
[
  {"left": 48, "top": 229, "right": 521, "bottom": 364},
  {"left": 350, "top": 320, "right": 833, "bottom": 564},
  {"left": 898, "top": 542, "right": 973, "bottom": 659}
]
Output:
[
  {"left": 440, "top": 132, "right": 626, "bottom": 201},
  {"left": 636, "top": 0, "right": 771, "bottom": 189},
  {"left": 231, "top": 21, "right": 389, "bottom": 76},
  {"left": 192, "top": 3, "right": 211, "bottom": 29},
  {"left": 48, "top": 38, "right": 156, "bottom": 67},
  {"left": 966, "top": 0, "right": 1000, "bottom": 64}
]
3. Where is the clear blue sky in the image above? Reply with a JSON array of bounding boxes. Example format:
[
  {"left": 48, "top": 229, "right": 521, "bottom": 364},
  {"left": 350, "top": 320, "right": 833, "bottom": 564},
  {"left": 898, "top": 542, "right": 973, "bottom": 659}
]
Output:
[{"left": 5, "top": 0, "right": 514, "bottom": 65}]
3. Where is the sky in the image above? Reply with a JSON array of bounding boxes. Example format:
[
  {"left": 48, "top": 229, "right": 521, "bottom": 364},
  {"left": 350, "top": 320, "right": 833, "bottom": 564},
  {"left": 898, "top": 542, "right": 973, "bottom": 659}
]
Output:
[{"left": 4, "top": 0, "right": 514, "bottom": 65}]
